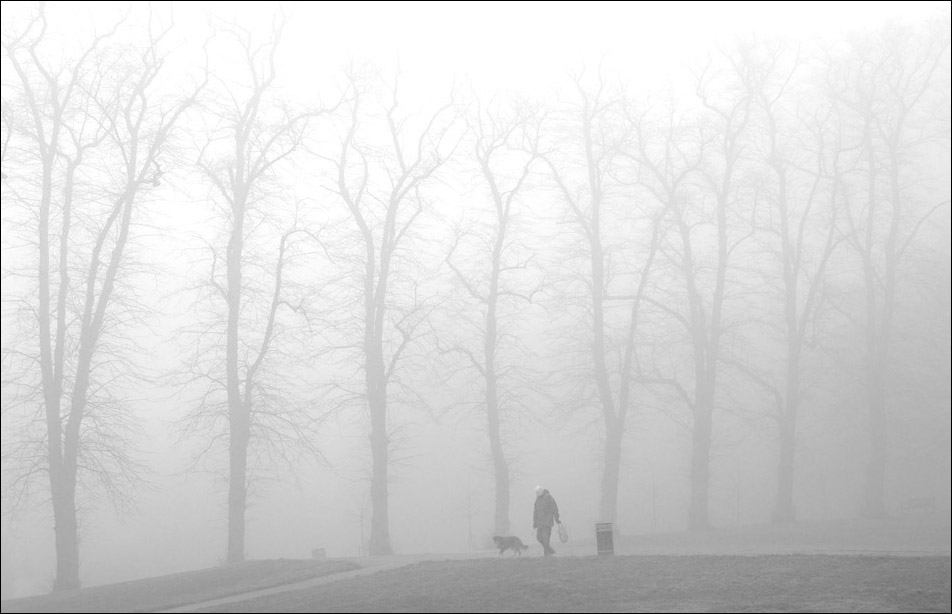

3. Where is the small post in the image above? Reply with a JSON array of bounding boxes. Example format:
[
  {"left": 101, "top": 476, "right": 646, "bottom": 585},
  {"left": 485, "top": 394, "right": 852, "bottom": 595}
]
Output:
[{"left": 595, "top": 522, "right": 614, "bottom": 555}]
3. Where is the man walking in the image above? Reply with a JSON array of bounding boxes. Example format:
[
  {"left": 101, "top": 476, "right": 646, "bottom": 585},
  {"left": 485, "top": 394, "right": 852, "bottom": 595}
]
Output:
[{"left": 533, "top": 485, "right": 561, "bottom": 556}]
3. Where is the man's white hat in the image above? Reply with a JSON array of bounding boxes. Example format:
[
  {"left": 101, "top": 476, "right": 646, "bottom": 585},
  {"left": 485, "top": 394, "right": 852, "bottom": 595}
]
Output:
[{"left": 535, "top": 485, "right": 544, "bottom": 496}]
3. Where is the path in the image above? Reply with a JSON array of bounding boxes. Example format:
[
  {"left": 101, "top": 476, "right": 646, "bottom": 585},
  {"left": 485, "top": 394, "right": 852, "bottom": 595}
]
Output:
[{"left": 155, "top": 552, "right": 492, "bottom": 613}]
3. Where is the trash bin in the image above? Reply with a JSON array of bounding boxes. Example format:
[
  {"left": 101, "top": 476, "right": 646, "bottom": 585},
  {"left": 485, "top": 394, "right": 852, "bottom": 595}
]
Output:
[{"left": 595, "top": 522, "right": 614, "bottom": 555}]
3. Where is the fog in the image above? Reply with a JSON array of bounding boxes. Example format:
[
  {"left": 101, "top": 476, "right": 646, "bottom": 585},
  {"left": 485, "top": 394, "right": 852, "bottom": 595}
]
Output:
[{"left": 2, "top": 0, "right": 950, "bottom": 600}]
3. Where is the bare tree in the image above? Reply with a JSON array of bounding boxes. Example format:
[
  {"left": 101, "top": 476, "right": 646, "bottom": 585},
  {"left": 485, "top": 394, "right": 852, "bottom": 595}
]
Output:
[
  {"left": 441, "top": 95, "right": 540, "bottom": 537},
  {"left": 184, "top": 19, "right": 328, "bottom": 564},
  {"left": 827, "top": 22, "right": 950, "bottom": 517},
  {"left": 1, "top": 6, "right": 201, "bottom": 590},
  {"left": 670, "top": 51, "right": 759, "bottom": 530},
  {"left": 320, "top": 66, "right": 458, "bottom": 554},
  {"left": 627, "top": 98, "right": 714, "bottom": 529},
  {"left": 632, "top": 48, "right": 755, "bottom": 530},
  {"left": 714, "top": 41, "right": 845, "bottom": 523},
  {"left": 542, "top": 73, "right": 663, "bottom": 527}
]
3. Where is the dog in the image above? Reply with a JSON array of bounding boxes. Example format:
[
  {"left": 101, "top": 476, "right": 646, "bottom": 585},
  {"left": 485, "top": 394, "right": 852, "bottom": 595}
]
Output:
[{"left": 493, "top": 535, "right": 529, "bottom": 556}]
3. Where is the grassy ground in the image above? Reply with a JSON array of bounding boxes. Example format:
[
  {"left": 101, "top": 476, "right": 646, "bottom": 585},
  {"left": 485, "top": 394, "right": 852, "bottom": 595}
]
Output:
[
  {"left": 2, "top": 519, "right": 947, "bottom": 612},
  {"left": 0, "top": 559, "right": 358, "bottom": 613},
  {"left": 615, "top": 517, "right": 951, "bottom": 555},
  {"left": 195, "top": 555, "right": 951, "bottom": 613}
]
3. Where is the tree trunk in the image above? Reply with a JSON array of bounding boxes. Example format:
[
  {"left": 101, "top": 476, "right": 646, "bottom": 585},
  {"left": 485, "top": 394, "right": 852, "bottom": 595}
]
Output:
[
  {"left": 54, "top": 344, "right": 98, "bottom": 587},
  {"left": 773, "top": 412, "right": 797, "bottom": 523},
  {"left": 225, "top": 187, "right": 247, "bottom": 563},
  {"left": 486, "top": 364, "right": 510, "bottom": 536},
  {"left": 689, "top": 404, "right": 713, "bottom": 530},
  {"left": 486, "top": 237, "right": 510, "bottom": 537},
  {"left": 600, "top": 426, "right": 622, "bottom": 524},
  {"left": 491, "top": 438, "right": 510, "bottom": 537},
  {"left": 861, "top": 148, "right": 901, "bottom": 520},
  {"left": 368, "top": 393, "right": 391, "bottom": 554},
  {"left": 587, "top": 168, "right": 623, "bottom": 529},
  {"left": 774, "top": 343, "right": 801, "bottom": 523},
  {"left": 367, "top": 316, "right": 392, "bottom": 555},
  {"left": 38, "top": 121, "right": 79, "bottom": 591},
  {"left": 50, "top": 468, "right": 79, "bottom": 591},
  {"left": 226, "top": 413, "right": 249, "bottom": 563},
  {"left": 862, "top": 363, "right": 888, "bottom": 518}
]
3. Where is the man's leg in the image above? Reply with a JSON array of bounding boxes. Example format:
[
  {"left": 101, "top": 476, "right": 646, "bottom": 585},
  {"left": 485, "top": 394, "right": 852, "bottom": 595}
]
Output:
[{"left": 539, "top": 525, "right": 554, "bottom": 555}]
